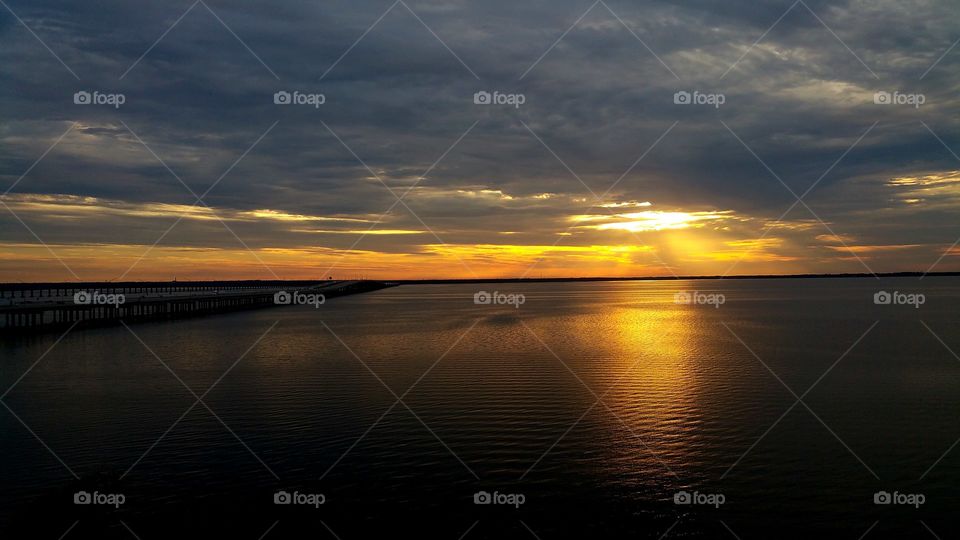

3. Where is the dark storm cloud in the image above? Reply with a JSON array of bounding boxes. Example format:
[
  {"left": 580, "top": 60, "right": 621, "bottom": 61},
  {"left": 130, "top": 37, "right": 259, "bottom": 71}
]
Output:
[{"left": 1, "top": 0, "right": 960, "bottom": 263}]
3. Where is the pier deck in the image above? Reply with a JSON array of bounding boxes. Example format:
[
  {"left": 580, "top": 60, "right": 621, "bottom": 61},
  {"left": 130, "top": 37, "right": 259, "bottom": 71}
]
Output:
[{"left": 0, "top": 280, "right": 393, "bottom": 332}]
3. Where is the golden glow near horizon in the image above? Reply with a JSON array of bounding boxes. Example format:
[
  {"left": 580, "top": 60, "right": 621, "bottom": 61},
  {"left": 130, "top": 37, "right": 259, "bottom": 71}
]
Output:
[
  {"left": 887, "top": 170, "right": 960, "bottom": 206},
  {"left": 2, "top": 179, "right": 959, "bottom": 281},
  {"left": 576, "top": 210, "right": 735, "bottom": 232}
]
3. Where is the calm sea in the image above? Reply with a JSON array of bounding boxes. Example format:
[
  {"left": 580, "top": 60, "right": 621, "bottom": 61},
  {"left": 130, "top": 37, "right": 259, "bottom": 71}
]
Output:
[{"left": 1, "top": 278, "right": 958, "bottom": 538}]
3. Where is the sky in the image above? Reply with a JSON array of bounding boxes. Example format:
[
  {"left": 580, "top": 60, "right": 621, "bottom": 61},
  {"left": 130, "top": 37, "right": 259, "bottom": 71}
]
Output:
[{"left": 2, "top": 0, "right": 960, "bottom": 281}]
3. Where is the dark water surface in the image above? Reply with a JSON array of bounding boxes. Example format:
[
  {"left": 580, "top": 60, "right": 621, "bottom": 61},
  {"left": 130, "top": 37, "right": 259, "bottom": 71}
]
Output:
[{"left": 2, "top": 278, "right": 958, "bottom": 538}]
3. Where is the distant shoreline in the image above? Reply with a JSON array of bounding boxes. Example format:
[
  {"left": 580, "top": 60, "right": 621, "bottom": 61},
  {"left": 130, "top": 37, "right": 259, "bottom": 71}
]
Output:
[
  {"left": 2, "top": 271, "right": 958, "bottom": 288},
  {"left": 394, "top": 271, "right": 960, "bottom": 285}
]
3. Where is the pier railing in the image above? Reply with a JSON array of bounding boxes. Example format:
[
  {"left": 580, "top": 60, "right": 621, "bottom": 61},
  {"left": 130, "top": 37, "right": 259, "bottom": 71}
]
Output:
[{"left": 0, "top": 280, "right": 390, "bottom": 332}]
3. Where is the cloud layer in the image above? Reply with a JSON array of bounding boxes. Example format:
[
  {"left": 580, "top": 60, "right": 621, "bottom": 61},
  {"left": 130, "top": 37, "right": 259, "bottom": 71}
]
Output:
[{"left": 2, "top": 0, "right": 960, "bottom": 280}]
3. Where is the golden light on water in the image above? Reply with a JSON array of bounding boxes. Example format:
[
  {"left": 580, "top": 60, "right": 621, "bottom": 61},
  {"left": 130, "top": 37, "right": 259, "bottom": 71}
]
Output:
[{"left": 554, "top": 282, "right": 711, "bottom": 475}]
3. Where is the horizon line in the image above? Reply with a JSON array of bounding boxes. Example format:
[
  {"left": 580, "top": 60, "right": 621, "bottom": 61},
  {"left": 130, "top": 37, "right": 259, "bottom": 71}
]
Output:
[{"left": 2, "top": 270, "right": 959, "bottom": 287}]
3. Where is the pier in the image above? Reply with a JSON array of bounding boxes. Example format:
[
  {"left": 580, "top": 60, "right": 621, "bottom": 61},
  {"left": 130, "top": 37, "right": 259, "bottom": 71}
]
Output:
[{"left": 0, "top": 280, "right": 393, "bottom": 332}]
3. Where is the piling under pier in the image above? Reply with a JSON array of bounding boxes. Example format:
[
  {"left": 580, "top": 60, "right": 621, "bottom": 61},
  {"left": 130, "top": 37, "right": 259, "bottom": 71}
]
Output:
[{"left": 0, "top": 280, "right": 395, "bottom": 333}]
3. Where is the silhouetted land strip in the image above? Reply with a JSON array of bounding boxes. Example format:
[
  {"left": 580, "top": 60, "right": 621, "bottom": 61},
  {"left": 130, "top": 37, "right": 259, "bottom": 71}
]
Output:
[{"left": 396, "top": 271, "right": 960, "bottom": 284}]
